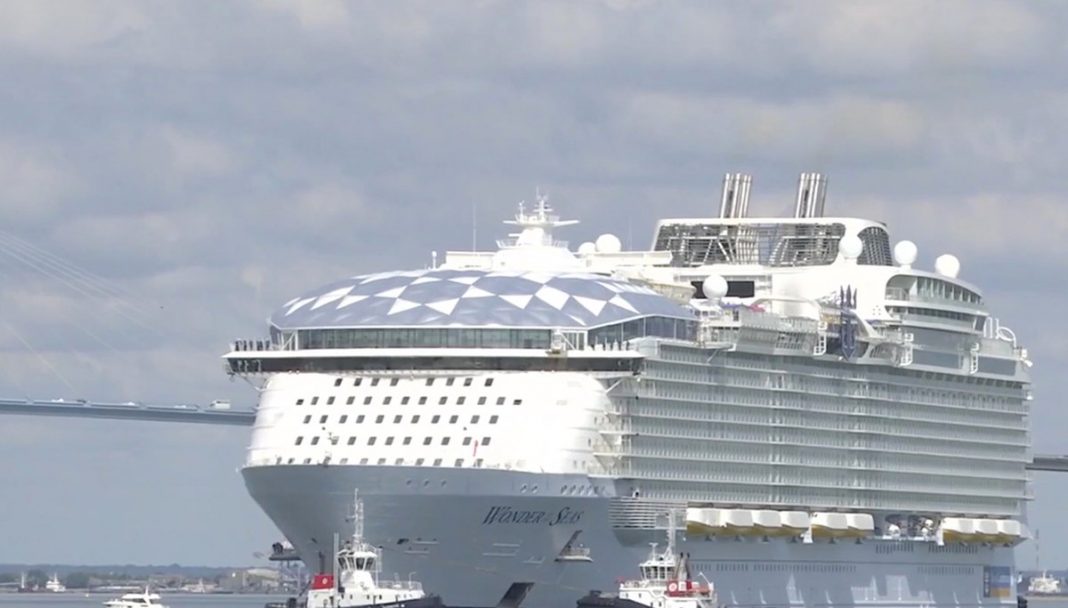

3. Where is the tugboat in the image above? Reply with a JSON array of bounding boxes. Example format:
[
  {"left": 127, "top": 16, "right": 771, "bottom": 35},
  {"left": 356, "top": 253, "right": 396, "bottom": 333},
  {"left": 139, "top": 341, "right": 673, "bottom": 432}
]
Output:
[
  {"left": 302, "top": 490, "right": 438, "bottom": 608},
  {"left": 578, "top": 513, "right": 717, "bottom": 608},
  {"left": 298, "top": 490, "right": 534, "bottom": 608}
]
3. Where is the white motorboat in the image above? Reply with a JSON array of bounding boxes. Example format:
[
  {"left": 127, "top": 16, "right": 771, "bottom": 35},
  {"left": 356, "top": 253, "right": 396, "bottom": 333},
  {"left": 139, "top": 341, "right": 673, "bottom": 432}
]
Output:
[{"left": 102, "top": 589, "right": 169, "bottom": 608}]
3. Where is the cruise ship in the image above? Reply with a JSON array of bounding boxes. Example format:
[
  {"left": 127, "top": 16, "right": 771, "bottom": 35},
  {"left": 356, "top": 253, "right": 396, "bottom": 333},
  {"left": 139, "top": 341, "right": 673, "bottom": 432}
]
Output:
[{"left": 230, "top": 173, "right": 1033, "bottom": 608}]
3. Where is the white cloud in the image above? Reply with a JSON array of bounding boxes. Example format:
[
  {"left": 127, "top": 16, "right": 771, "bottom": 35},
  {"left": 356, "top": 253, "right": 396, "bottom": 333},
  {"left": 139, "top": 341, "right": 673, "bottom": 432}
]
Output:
[
  {"left": 159, "top": 125, "right": 237, "bottom": 177},
  {"left": 0, "top": 140, "right": 78, "bottom": 224},
  {"left": 0, "top": 0, "right": 148, "bottom": 59},
  {"left": 255, "top": 0, "right": 351, "bottom": 32}
]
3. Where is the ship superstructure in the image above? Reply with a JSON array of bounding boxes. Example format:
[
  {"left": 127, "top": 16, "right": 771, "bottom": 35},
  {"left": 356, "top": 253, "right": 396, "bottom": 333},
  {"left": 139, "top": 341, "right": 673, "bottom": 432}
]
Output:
[{"left": 230, "top": 174, "right": 1032, "bottom": 608}]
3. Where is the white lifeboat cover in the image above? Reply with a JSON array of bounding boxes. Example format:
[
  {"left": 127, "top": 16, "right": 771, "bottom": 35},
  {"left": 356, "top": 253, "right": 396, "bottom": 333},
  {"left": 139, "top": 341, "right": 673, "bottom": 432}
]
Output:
[
  {"left": 722, "top": 510, "right": 754, "bottom": 528},
  {"left": 811, "top": 513, "right": 849, "bottom": 531},
  {"left": 942, "top": 518, "right": 975, "bottom": 535},
  {"left": 780, "top": 511, "right": 810, "bottom": 530},
  {"left": 997, "top": 520, "right": 1022, "bottom": 537},
  {"left": 846, "top": 513, "right": 875, "bottom": 533},
  {"left": 752, "top": 510, "right": 782, "bottom": 529},
  {"left": 686, "top": 508, "right": 723, "bottom": 530}
]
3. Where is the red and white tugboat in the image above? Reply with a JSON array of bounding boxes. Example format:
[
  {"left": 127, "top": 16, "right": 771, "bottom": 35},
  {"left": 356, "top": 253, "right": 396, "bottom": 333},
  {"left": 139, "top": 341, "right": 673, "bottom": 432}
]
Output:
[
  {"left": 577, "top": 513, "right": 717, "bottom": 608},
  {"left": 302, "top": 491, "right": 438, "bottom": 608}
]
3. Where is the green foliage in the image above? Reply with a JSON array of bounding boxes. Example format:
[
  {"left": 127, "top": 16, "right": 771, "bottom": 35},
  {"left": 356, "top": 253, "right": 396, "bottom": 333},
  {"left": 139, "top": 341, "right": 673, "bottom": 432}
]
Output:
[{"left": 64, "top": 572, "right": 91, "bottom": 589}]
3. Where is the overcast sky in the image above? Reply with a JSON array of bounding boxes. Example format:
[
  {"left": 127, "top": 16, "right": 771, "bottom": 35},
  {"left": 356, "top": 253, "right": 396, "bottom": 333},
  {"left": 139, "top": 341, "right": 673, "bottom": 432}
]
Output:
[{"left": 0, "top": 0, "right": 1066, "bottom": 568}]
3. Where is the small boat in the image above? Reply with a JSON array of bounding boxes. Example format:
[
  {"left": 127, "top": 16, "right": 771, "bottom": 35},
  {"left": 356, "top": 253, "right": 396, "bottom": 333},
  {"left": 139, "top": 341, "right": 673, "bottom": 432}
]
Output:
[
  {"left": 577, "top": 512, "right": 718, "bottom": 608},
  {"left": 102, "top": 588, "right": 169, "bottom": 608},
  {"left": 303, "top": 490, "right": 440, "bottom": 608},
  {"left": 45, "top": 573, "right": 66, "bottom": 593}
]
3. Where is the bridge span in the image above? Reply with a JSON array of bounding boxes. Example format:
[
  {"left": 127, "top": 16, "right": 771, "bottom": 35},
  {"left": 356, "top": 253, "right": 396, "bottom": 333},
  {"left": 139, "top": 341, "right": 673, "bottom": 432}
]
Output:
[
  {"left": 0, "top": 397, "right": 254, "bottom": 426},
  {"left": 2, "top": 396, "right": 1067, "bottom": 472}
]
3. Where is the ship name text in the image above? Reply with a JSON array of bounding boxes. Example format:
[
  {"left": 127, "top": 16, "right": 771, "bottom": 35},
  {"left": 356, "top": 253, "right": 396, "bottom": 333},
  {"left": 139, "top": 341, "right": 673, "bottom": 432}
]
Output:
[{"left": 481, "top": 506, "right": 584, "bottom": 527}]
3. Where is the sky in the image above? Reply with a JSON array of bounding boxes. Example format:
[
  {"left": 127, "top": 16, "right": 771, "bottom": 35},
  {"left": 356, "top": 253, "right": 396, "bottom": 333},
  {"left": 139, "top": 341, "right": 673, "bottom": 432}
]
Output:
[{"left": 0, "top": 0, "right": 1066, "bottom": 568}]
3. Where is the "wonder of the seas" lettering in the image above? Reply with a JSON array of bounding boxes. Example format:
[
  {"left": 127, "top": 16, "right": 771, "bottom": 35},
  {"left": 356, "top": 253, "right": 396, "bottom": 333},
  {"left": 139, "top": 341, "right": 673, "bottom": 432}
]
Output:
[{"left": 481, "top": 506, "right": 584, "bottom": 527}]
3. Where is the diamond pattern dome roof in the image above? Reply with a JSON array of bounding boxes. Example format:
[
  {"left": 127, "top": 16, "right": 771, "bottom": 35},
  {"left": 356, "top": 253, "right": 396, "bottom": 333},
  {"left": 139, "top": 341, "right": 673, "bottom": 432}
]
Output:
[{"left": 271, "top": 269, "right": 692, "bottom": 330}]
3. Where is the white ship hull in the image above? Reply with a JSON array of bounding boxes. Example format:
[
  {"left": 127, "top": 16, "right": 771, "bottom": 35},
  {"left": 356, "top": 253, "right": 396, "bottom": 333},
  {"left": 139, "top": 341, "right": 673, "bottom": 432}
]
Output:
[{"left": 243, "top": 464, "right": 1019, "bottom": 608}]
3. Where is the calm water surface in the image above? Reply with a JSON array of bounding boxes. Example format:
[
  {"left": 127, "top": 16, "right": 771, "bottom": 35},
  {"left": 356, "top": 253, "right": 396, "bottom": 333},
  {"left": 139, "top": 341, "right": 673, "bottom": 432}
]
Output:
[{"left": 0, "top": 594, "right": 285, "bottom": 607}]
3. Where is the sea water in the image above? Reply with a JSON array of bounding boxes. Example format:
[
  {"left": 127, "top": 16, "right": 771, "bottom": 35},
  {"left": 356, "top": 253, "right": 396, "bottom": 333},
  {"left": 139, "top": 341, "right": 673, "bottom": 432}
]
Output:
[{"left": 0, "top": 594, "right": 285, "bottom": 607}]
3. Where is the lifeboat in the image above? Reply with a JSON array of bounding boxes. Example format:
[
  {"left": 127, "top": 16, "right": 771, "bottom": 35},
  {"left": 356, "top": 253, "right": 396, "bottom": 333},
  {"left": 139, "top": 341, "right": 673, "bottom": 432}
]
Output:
[
  {"left": 995, "top": 520, "right": 1023, "bottom": 544},
  {"left": 974, "top": 519, "right": 1000, "bottom": 543},
  {"left": 941, "top": 517, "right": 975, "bottom": 542},
  {"left": 752, "top": 510, "right": 782, "bottom": 536},
  {"left": 811, "top": 513, "right": 850, "bottom": 539},
  {"left": 845, "top": 513, "right": 875, "bottom": 538},
  {"left": 721, "top": 510, "right": 755, "bottom": 535},
  {"left": 779, "top": 511, "right": 810, "bottom": 537},
  {"left": 685, "top": 508, "right": 722, "bottom": 536}
]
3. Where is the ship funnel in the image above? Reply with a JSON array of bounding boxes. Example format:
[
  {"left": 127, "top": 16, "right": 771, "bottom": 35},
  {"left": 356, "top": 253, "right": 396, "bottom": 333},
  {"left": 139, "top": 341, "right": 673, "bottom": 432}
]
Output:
[
  {"left": 794, "top": 172, "right": 827, "bottom": 218},
  {"left": 719, "top": 173, "right": 752, "bottom": 218}
]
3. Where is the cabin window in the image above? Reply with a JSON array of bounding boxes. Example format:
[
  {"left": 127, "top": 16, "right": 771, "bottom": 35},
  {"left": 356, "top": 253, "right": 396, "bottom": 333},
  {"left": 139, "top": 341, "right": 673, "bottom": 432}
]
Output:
[{"left": 726, "top": 280, "right": 755, "bottom": 297}]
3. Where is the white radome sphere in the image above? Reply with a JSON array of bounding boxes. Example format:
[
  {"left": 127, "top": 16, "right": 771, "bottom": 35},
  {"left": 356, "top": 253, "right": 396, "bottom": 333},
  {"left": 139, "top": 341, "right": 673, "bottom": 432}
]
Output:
[
  {"left": 595, "top": 233, "right": 622, "bottom": 253},
  {"left": 577, "top": 241, "right": 596, "bottom": 255},
  {"left": 934, "top": 254, "right": 961, "bottom": 278},
  {"left": 702, "top": 274, "right": 728, "bottom": 300},
  {"left": 893, "top": 240, "right": 918, "bottom": 267},
  {"left": 838, "top": 234, "right": 863, "bottom": 260}
]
